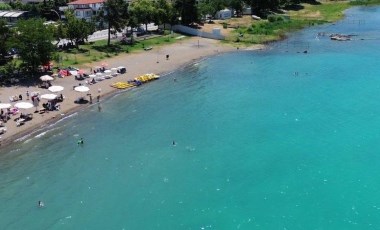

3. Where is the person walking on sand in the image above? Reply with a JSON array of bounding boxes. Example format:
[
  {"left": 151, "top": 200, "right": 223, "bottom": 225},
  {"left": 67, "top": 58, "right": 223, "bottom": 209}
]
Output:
[
  {"left": 97, "top": 95, "right": 100, "bottom": 103},
  {"left": 26, "top": 91, "right": 30, "bottom": 100}
]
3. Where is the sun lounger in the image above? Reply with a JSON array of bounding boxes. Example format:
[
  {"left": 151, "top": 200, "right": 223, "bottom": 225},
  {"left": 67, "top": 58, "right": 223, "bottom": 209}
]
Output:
[
  {"left": 9, "top": 96, "right": 19, "bottom": 102},
  {"left": 144, "top": 47, "right": 153, "bottom": 51},
  {"left": 16, "top": 118, "right": 25, "bottom": 127}
]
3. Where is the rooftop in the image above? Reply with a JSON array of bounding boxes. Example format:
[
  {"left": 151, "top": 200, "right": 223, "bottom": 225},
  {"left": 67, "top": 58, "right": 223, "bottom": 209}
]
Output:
[
  {"left": 0, "top": 11, "right": 28, "bottom": 18},
  {"left": 68, "top": 0, "right": 105, "bottom": 5}
]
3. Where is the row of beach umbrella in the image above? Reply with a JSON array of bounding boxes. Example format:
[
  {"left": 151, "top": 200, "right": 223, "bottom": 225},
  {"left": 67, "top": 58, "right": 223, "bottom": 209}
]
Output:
[
  {"left": 0, "top": 85, "right": 90, "bottom": 110},
  {"left": 2, "top": 65, "right": 111, "bottom": 110}
]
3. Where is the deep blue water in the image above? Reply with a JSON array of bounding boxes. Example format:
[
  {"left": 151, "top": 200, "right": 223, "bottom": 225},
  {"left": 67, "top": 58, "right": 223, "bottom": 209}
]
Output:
[{"left": 1, "top": 6, "right": 380, "bottom": 230}]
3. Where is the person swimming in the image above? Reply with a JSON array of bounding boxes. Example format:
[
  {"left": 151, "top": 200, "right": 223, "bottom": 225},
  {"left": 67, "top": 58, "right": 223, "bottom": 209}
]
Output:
[
  {"left": 172, "top": 140, "right": 176, "bottom": 146},
  {"left": 38, "top": 201, "right": 44, "bottom": 207},
  {"left": 78, "top": 138, "right": 84, "bottom": 145}
]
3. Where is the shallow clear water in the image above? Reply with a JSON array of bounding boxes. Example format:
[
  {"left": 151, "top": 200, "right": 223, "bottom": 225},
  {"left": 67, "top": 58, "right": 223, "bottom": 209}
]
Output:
[{"left": 1, "top": 6, "right": 380, "bottom": 230}]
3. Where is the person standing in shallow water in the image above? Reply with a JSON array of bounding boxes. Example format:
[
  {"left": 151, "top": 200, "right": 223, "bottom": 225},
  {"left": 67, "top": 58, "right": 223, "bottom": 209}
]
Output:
[{"left": 38, "top": 201, "right": 44, "bottom": 207}]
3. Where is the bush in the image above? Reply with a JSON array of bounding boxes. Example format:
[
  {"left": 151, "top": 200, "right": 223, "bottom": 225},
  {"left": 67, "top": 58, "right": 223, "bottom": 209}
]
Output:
[
  {"left": 268, "top": 15, "right": 285, "bottom": 23},
  {"left": 0, "top": 3, "right": 11, "bottom": 10}
]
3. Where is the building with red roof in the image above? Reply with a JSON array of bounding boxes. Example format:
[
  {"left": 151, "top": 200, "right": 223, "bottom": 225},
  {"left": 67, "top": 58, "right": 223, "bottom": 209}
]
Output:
[{"left": 68, "top": 0, "right": 106, "bottom": 21}]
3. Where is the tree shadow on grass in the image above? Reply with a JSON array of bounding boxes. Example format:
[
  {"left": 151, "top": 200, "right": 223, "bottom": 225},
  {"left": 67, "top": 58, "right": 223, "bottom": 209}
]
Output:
[
  {"left": 91, "top": 44, "right": 123, "bottom": 53},
  {"left": 64, "top": 48, "right": 90, "bottom": 54},
  {"left": 283, "top": 0, "right": 321, "bottom": 11},
  {"left": 301, "top": 0, "right": 321, "bottom": 5},
  {"left": 284, "top": 4, "right": 305, "bottom": 11}
]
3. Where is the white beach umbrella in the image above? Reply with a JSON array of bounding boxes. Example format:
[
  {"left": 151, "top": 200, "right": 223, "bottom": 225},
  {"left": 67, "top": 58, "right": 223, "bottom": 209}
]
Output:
[
  {"left": 74, "top": 86, "right": 90, "bottom": 92},
  {"left": 117, "top": 66, "right": 126, "bottom": 69},
  {"left": 0, "top": 103, "right": 11, "bottom": 109},
  {"left": 111, "top": 67, "right": 118, "bottom": 71},
  {"left": 96, "top": 72, "right": 103, "bottom": 76},
  {"left": 104, "top": 70, "right": 112, "bottom": 74},
  {"left": 40, "top": 75, "right": 54, "bottom": 81},
  {"left": 48, "top": 85, "right": 64, "bottom": 92},
  {"left": 89, "top": 74, "right": 97, "bottom": 78},
  {"left": 14, "top": 101, "right": 33, "bottom": 109},
  {"left": 40, "top": 94, "right": 57, "bottom": 100}
]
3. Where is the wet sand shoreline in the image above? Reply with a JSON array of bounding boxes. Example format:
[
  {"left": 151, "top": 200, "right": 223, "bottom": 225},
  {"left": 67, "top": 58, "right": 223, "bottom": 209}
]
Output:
[{"left": 0, "top": 37, "right": 264, "bottom": 149}]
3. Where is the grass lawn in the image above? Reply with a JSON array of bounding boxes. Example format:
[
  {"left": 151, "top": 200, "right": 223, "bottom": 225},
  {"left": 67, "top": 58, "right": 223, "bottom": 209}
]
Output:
[
  {"left": 55, "top": 32, "right": 188, "bottom": 68},
  {"left": 221, "top": 1, "right": 352, "bottom": 45}
]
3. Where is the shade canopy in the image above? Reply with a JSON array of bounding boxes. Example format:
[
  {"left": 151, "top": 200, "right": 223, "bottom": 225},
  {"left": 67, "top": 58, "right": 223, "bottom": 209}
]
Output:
[
  {"left": 104, "top": 70, "right": 112, "bottom": 74},
  {"left": 74, "top": 86, "right": 90, "bottom": 92},
  {"left": 14, "top": 101, "right": 33, "bottom": 109},
  {"left": 0, "top": 103, "right": 11, "bottom": 109},
  {"left": 40, "top": 75, "right": 54, "bottom": 81},
  {"left": 40, "top": 94, "right": 57, "bottom": 100},
  {"left": 48, "top": 85, "right": 64, "bottom": 92}
]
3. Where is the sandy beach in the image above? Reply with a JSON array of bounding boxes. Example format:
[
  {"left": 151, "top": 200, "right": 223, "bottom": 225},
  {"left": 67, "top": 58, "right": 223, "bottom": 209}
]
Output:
[{"left": 0, "top": 37, "right": 263, "bottom": 147}]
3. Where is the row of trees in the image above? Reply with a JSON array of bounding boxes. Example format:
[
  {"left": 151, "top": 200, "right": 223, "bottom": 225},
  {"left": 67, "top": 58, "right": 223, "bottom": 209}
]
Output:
[
  {"left": 98, "top": 0, "right": 305, "bottom": 44},
  {"left": 0, "top": 0, "right": 307, "bottom": 74},
  {"left": 0, "top": 11, "right": 96, "bottom": 73}
]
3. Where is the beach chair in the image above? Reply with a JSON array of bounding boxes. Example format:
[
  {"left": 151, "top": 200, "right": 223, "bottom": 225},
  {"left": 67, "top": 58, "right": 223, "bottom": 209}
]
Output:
[{"left": 16, "top": 119, "right": 24, "bottom": 127}]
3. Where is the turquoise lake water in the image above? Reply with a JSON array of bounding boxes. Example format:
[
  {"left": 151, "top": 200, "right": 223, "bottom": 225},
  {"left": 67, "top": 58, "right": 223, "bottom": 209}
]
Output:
[{"left": 1, "top": 6, "right": 380, "bottom": 229}]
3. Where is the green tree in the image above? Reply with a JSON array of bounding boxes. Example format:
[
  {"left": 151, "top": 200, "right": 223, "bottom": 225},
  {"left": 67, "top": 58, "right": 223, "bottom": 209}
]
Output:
[
  {"left": 129, "top": 0, "right": 155, "bottom": 31},
  {"left": 229, "top": 0, "right": 244, "bottom": 16},
  {"left": 0, "top": 3, "right": 12, "bottom": 10},
  {"left": 97, "top": 0, "right": 129, "bottom": 46},
  {"left": 198, "top": 0, "right": 216, "bottom": 18},
  {"left": 65, "top": 11, "right": 95, "bottom": 48},
  {"left": 174, "top": 0, "right": 199, "bottom": 25},
  {"left": 11, "top": 19, "right": 55, "bottom": 73},
  {"left": 0, "top": 19, "right": 12, "bottom": 59},
  {"left": 154, "top": 0, "right": 175, "bottom": 29},
  {"left": 9, "top": 0, "right": 23, "bottom": 10},
  {"left": 52, "top": 21, "right": 67, "bottom": 46}
]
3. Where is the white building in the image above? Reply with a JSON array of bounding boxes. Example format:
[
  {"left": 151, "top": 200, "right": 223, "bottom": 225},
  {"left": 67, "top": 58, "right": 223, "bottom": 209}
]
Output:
[{"left": 67, "top": 0, "right": 105, "bottom": 21}]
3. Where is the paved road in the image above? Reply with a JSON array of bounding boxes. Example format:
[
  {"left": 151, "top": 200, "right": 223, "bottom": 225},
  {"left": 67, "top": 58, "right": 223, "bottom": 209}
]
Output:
[{"left": 57, "top": 24, "right": 158, "bottom": 46}]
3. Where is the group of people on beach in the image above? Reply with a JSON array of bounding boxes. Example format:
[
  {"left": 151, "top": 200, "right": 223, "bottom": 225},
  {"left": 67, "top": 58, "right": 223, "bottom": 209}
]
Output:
[{"left": 0, "top": 108, "right": 13, "bottom": 123}]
